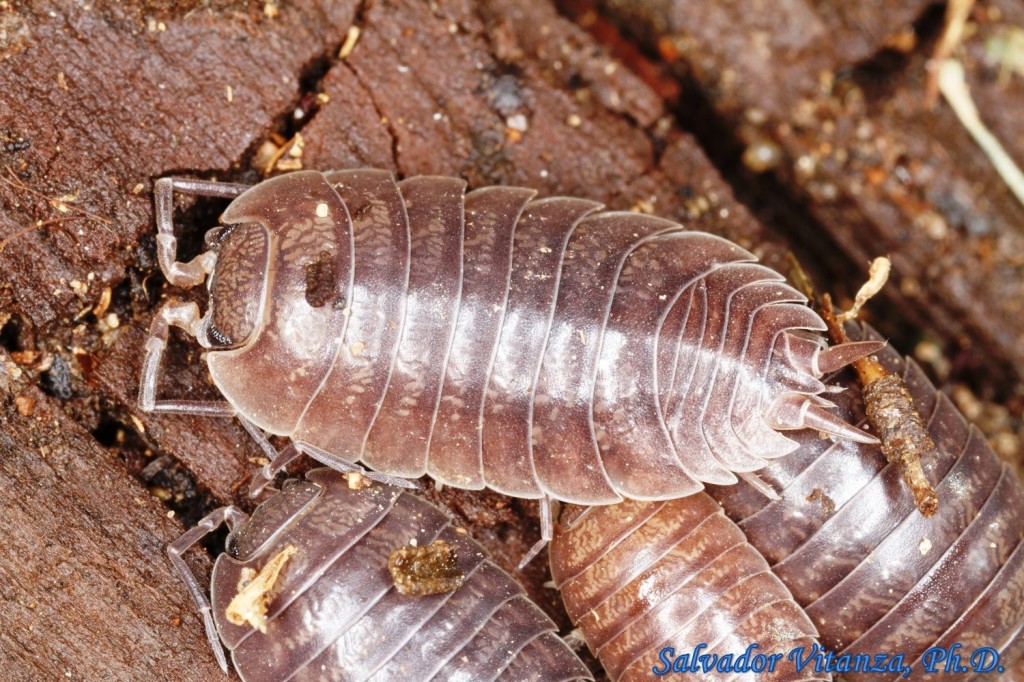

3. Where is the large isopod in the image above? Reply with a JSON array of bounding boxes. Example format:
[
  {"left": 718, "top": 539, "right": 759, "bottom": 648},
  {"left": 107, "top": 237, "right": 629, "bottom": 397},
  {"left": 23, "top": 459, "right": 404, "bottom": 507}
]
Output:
[
  {"left": 170, "top": 467, "right": 593, "bottom": 681},
  {"left": 138, "top": 168, "right": 882, "bottom": 546}
]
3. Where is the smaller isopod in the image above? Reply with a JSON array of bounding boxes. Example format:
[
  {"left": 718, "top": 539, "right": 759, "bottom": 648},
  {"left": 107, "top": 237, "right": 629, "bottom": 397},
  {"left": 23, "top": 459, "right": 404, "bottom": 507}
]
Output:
[
  {"left": 169, "top": 468, "right": 593, "bottom": 681},
  {"left": 550, "top": 496, "right": 826, "bottom": 681}
]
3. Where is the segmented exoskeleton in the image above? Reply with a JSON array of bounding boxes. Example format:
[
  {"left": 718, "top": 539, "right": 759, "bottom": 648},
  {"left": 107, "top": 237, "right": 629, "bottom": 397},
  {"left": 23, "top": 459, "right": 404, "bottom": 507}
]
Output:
[
  {"left": 550, "top": 496, "right": 827, "bottom": 681},
  {"left": 139, "top": 169, "right": 880, "bottom": 517},
  {"left": 169, "top": 468, "right": 593, "bottom": 681},
  {"left": 548, "top": 324, "right": 1024, "bottom": 680}
]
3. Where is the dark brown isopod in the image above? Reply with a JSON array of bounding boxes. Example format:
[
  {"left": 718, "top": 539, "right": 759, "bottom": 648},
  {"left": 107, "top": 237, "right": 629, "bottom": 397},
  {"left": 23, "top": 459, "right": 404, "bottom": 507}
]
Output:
[
  {"left": 549, "top": 324, "right": 1024, "bottom": 680},
  {"left": 702, "top": 322, "right": 1024, "bottom": 680},
  {"left": 549, "top": 496, "right": 826, "bottom": 681},
  {"left": 169, "top": 467, "right": 593, "bottom": 681},
  {"left": 138, "top": 169, "right": 881, "bottom": 530}
]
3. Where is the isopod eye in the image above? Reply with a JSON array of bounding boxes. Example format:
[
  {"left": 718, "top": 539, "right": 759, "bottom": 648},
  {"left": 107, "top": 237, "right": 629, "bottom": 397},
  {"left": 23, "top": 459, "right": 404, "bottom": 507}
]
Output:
[{"left": 205, "top": 222, "right": 269, "bottom": 348}]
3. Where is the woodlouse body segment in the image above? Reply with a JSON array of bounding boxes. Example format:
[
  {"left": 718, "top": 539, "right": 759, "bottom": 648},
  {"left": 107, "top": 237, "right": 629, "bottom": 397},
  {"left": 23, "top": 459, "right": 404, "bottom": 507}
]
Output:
[
  {"left": 549, "top": 496, "right": 826, "bottom": 681},
  {"left": 169, "top": 468, "right": 593, "bottom": 681},
  {"left": 208, "top": 171, "right": 354, "bottom": 435},
  {"left": 140, "top": 169, "right": 882, "bottom": 505}
]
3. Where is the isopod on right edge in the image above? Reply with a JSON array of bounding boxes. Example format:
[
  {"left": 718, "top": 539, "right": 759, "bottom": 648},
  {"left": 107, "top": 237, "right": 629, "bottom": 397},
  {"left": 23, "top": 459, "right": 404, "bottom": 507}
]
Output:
[{"left": 552, "top": 323, "right": 1024, "bottom": 681}]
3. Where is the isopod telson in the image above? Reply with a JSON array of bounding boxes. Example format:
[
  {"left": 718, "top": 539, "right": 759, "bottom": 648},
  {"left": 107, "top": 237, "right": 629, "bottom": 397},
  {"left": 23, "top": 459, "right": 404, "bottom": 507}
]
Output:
[
  {"left": 139, "top": 168, "right": 881, "bottom": 552},
  {"left": 169, "top": 467, "right": 593, "bottom": 681}
]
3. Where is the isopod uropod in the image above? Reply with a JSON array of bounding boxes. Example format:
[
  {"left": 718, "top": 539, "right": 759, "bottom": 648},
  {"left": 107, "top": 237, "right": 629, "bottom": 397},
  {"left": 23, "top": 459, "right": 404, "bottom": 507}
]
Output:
[
  {"left": 139, "top": 168, "right": 882, "bottom": 548},
  {"left": 170, "top": 467, "right": 594, "bottom": 681}
]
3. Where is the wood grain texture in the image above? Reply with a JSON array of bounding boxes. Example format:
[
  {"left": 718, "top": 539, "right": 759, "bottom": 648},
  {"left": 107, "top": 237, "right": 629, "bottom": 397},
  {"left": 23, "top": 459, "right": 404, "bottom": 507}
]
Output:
[{"left": 0, "top": 349, "right": 223, "bottom": 681}]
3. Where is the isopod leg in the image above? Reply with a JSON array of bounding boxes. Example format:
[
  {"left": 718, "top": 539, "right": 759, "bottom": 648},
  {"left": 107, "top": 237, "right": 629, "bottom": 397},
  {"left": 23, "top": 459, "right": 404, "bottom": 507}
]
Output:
[
  {"left": 138, "top": 301, "right": 236, "bottom": 417},
  {"left": 518, "top": 497, "right": 555, "bottom": 570},
  {"left": 738, "top": 471, "right": 782, "bottom": 501},
  {"left": 154, "top": 177, "right": 250, "bottom": 288},
  {"left": 240, "top": 417, "right": 304, "bottom": 496},
  {"left": 236, "top": 420, "right": 417, "bottom": 495},
  {"left": 296, "top": 442, "right": 419, "bottom": 489},
  {"left": 167, "top": 505, "right": 249, "bottom": 674}
]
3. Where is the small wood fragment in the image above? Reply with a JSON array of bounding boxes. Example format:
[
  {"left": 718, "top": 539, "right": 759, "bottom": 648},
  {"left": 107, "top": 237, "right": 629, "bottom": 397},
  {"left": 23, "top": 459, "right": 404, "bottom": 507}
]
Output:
[
  {"left": 388, "top": 539, "right": 465, "bottom": 596},
  {"left": 338, "top": 25, "right": 361, "bottom": 59},
  {"left": 225, "top": 545, "right": 297, "bottom": 632},
  {"left": 790, "top": 253, "right": 938, "bottom": 516},
  {"left": 836, "top": 257, "right": 890, "bottom": 323},
  {"left": 256, "top": 133, "right": 305, "bottom": 175},
  {"left": 822, "top": 294, "right": 939, "bottom": 516}
]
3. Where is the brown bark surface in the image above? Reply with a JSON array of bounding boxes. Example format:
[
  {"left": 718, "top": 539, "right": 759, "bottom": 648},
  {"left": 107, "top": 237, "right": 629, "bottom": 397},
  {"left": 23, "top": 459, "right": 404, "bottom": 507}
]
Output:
[
  {"left": 1, "top": 0, "right": 1022, "bottom": 678},
  {"left": 0, "top": 348, "right": 223, "bottom": 681},
  {"left": 0, "top": 0, "right": 777, "bottom": 677}
]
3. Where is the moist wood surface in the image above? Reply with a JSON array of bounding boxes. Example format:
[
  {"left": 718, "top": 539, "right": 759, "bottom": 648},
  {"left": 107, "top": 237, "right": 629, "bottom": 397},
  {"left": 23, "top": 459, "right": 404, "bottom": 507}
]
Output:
[
  {"left": 1, "top": 0, "right": 1021, "bottom": 679},
  {"left": 594, "top": 0, "right": 1024, "bottom": 388},
  {"left": 0, "top": 350, "right": 224, "bottom": 681}
]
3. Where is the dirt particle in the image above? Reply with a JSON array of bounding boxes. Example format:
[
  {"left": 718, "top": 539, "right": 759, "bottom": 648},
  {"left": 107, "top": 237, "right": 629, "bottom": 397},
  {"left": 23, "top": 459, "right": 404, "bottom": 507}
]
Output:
[
  {"left": 388, "top": 540, "right": 466, "bottom": 596},
  {"left": 304, "top": 249, "right": 337, "bottom": 308},
  {"left": 806, "top": 488, "right": 835, "bottom": 516},
  {"left": 344, "top": 471, "right": 373, "bottom": 490},
  {"left": 742, "top": 139, "right": 783, "bottom": 173},
  {"left": 14, "top": 394, "right": 33, "bottom": 416}
]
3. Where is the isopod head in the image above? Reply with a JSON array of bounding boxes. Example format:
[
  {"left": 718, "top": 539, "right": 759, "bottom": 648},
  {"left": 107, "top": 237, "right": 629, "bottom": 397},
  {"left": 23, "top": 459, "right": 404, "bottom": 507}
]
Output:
[{"left": 202, "top": 222, "right": 269, "bottom": 348}]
